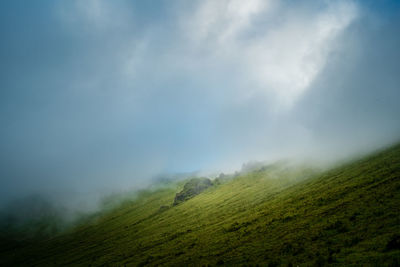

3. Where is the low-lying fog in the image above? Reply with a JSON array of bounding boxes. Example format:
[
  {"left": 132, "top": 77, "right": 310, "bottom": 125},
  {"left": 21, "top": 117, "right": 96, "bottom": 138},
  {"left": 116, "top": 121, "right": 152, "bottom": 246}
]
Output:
[{"left": 1, "top": 0, "right": 400, "bottom": 229}]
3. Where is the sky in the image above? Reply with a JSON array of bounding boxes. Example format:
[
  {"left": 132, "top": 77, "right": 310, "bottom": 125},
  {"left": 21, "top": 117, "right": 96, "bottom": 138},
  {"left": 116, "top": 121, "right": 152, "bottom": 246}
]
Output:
[{"left": 1, "top": 0, "right": 400, "bottom": 209}]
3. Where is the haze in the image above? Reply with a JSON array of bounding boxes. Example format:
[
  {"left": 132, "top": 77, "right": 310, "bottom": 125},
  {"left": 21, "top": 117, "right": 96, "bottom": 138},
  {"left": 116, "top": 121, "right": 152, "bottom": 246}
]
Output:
[{"left": 1, "top": 0, "right": 399, "bottom": 210}]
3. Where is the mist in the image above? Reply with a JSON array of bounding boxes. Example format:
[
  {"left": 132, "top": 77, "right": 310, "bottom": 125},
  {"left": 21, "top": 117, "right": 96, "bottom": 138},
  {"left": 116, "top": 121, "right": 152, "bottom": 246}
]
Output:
[{"left": 1, "top": 0, "right": 400, "bottom": 218}]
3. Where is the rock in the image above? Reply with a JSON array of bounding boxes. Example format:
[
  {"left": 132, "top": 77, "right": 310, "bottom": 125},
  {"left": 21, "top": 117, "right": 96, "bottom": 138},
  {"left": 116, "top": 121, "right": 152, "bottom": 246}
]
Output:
[{"left": 173, "top": 178, "right": 213, "bottom": 205}]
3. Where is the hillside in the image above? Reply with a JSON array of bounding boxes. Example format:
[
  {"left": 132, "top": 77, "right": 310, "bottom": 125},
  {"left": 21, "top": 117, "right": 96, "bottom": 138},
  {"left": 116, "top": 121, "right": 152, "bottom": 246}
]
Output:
[{"left": 1, "top": 144, "right": 400, "bottom": 266}]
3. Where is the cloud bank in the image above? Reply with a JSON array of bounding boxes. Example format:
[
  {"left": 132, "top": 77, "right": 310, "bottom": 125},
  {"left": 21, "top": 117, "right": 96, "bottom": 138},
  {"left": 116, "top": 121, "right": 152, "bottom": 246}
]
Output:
[{"left": 0, "top": 0, "right": 399, "bottom": 209}]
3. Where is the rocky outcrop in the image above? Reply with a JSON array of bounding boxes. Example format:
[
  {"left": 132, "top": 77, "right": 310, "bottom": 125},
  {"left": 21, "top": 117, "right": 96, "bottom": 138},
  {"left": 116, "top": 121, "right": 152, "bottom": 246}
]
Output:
[{"left": 173, "top": 178, "right": 213, "bottom": 206}]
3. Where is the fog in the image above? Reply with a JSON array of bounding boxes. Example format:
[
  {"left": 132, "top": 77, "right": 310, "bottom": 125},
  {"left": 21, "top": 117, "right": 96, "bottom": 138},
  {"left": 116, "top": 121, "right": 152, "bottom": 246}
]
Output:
[{"left": 1, "top": 0, "right": 399, "bottom": 216}]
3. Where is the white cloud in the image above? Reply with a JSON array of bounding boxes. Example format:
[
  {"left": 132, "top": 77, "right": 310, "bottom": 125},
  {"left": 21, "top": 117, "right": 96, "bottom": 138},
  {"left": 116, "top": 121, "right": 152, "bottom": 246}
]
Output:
[
  {"left": 58, "top": 0, "right": 358, "bottom": 110},
  {"left": 183, "top": 0, "right": 358, "bottom": 108},
  {"left": 186, "top": 0, "right": 270, "bottom": 44}
]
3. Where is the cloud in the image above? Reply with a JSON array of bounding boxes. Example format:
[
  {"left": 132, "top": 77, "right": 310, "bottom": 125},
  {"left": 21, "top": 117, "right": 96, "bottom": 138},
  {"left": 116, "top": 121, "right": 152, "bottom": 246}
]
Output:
[
  {"left": 181, "top": 0, "right": 358, "bottom": 108},
  {"left": 184, "top": 0, "right": 269, "bottom": 44},
  {"left": 56, "top": 0, "right": 359, "bottom": 110},
  {"left": 0, "top": 0, "right": 399, "bottom": 210}
]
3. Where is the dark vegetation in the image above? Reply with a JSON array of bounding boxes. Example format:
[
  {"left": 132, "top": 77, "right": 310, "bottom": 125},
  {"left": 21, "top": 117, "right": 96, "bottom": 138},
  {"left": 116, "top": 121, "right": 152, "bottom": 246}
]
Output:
[
  {"left": 0, "top": 144, "right": 400, "bottom": 266},
  {"left": 173, "top": 177, "right": 213, "bottom": 206}
]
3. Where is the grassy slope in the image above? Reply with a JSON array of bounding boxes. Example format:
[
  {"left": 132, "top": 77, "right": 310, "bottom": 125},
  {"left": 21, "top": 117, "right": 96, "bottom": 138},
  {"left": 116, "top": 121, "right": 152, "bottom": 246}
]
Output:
[{"left": 1, "top": 145, "right": 400, "bottom": 266}]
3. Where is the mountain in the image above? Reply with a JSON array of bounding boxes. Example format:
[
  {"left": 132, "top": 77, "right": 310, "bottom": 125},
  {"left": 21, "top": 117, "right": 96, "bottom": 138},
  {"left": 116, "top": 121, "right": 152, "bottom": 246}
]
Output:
[{"left": 1, "top": 144, "right": 400, "bottom": 266}]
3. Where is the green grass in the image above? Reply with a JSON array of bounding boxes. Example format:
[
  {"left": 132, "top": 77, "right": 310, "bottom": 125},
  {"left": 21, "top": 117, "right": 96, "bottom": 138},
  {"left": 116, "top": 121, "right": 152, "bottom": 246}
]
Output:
[{"left": 1, "top": 144, "right": 400, "bottom": 266}]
